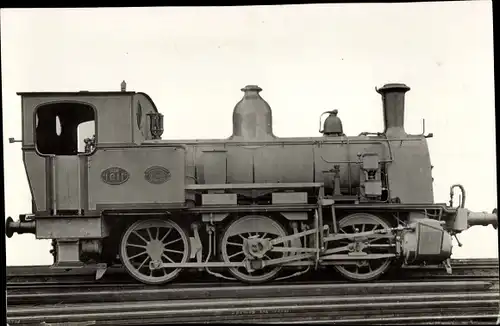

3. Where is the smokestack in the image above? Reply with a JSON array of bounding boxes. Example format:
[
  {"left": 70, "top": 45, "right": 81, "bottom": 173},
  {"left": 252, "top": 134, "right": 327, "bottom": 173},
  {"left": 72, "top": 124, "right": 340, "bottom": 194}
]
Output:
[{"left": 376, "top": 83, "right": 410, "bottom": 137}]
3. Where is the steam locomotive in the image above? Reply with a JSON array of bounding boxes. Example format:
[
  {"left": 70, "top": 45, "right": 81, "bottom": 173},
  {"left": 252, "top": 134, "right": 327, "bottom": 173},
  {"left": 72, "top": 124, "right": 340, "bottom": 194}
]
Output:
[{"left": 5, "top": 81, "right": 498, "bottom": 285}]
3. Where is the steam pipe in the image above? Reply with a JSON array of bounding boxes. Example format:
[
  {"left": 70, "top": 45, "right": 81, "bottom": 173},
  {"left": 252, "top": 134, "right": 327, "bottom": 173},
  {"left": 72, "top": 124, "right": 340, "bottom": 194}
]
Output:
[
  {"left": 5, "top": 216, "right": 36, "bottom": 238},
  {"left": 449, "top": 184, "right": 466, "bottom": 208}
]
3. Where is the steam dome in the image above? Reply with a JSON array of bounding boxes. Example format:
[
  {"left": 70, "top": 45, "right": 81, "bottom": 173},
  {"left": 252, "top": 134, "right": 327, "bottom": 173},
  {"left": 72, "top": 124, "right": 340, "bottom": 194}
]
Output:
[{"left": 231, "top": 85, "right": 275, "bottom": 140}]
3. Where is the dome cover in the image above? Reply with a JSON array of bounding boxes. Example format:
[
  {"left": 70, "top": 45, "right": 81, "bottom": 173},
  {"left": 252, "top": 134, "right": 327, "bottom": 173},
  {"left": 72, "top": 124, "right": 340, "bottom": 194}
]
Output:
[{"left": 231, "top": 85, "right": 275, "bottom": 140}]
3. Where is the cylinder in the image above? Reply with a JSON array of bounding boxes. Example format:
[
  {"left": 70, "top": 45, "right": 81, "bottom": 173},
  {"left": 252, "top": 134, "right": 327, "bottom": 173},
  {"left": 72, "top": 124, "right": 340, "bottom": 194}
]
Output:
[
  {"left": 376, "top": 83, "right": 410, "bottom": 137},
  {"left": 231, "top": 85, "right": 275, "bottom": 140}
]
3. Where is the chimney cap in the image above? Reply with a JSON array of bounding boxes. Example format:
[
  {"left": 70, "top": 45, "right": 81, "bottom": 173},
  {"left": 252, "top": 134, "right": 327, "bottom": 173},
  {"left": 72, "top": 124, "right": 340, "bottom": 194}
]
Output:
[
  {"left": 376, "top": 83, "right": 410, "bottom": 94},
  {"left": 241, "top": 85, "right": 262, "bottom": 92}
]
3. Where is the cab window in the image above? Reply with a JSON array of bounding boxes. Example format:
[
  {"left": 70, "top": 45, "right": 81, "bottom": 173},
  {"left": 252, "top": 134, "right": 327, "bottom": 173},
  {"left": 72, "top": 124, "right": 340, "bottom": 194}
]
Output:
[{"left": 35, "top": 102, "right": 96, "bottom": 156}]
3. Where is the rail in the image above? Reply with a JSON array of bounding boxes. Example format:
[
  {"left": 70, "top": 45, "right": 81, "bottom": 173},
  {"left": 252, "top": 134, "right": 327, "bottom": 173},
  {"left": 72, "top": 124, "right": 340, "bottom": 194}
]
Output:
[{"left": 6, "top": 259, "right": 499, "bottom": 324}]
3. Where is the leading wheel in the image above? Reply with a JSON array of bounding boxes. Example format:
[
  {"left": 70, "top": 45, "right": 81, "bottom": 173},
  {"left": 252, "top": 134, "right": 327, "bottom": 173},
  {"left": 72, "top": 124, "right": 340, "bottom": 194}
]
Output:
[
  {"left": 220, "top": 215, "right": 289, "bottom": 284},
  {"left": 333, "top": 213, "right": 394, "bottom": 282},
  {"left": 120, "top": 218, "right": 190, "bottom": 285}
]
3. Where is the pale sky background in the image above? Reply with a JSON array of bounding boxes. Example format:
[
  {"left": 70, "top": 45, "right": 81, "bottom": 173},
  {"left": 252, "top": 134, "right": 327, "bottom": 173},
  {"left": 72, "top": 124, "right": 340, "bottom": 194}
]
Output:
[{"left": 1, "top": 1, "right": 497, "bottom": 266}]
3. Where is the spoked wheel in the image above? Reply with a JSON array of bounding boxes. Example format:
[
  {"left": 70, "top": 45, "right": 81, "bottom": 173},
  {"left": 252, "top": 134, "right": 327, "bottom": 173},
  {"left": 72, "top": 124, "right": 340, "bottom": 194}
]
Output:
[
  {"left": 332, "top": 213, "right": 394, "bottom": 282},
  {"left": 220, "top": 215, "right": 289, "bottom": 284},
  {"left": 120, "top": 219, "right": 190, "bottom": 285}
]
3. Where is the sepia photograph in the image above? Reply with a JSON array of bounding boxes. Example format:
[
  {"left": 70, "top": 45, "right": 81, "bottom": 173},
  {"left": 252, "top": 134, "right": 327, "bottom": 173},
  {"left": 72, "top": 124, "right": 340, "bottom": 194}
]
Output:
[{"left": 2, "top": 1, "right": 498, "bottom": 324}]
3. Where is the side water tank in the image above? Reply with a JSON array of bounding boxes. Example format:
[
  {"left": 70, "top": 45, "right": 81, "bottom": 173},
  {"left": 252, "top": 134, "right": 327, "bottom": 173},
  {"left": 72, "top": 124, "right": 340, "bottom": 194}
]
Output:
[{"left": 231, "top": 85, "right": 275, "bottom": 140}]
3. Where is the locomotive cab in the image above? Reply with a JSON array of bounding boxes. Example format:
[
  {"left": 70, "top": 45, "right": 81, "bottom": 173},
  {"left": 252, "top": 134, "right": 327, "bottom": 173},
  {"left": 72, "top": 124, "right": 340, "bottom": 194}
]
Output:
[
  {"left": 9, "top": 83, "right": 187, "bottom": 268},
  {"left": 17, "top": 84, "right": 186, "bottom": 216}
]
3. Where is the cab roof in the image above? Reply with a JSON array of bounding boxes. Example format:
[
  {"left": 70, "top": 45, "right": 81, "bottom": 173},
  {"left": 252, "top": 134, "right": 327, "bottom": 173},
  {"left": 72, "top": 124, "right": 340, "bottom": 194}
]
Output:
[
  {"left": 17, "top": 91, "right": 137, "bottom": 96},
  {"left": 16, "top": 91, "right": 160, "bottom": 113}
]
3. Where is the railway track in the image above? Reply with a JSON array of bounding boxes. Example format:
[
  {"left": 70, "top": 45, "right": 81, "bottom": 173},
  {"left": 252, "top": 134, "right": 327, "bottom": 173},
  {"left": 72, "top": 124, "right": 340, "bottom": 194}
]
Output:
[
  {"left": 7, "top": 258, "right": 499, "bottom": 286},
  {"left": 6, "top": 258, "right": 500, "bottom": 324}
]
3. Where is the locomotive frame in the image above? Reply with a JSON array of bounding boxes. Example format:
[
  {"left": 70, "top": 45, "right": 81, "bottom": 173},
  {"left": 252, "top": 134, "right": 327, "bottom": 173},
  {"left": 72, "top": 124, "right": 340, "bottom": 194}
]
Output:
[{"left": 5, "top": 81, "right": 498, "bottom": 285}]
